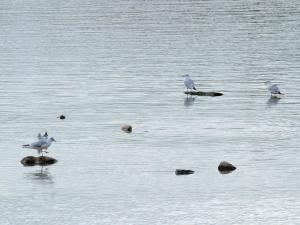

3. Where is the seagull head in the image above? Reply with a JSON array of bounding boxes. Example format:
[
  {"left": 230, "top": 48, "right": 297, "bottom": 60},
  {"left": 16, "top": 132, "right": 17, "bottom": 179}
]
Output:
[{"left": 182, "top": 74, "right": 190, "bottom": 78}]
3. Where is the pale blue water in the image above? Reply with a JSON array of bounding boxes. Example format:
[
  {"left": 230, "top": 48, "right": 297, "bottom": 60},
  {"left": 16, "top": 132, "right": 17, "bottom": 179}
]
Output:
[{"left": 0, "top": 0, "right": 300, "bottom": 224}]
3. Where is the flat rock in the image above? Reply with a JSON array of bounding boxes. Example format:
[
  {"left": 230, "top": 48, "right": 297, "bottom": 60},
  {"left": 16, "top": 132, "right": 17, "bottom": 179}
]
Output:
[
  {"left": 121, "top": 124, "right": 132, "bottom": 133},
  {"left": 184, "top": 91, "right": 223, "bottom": 97},
  {"left": 175, "top": 169, "right": 194, "bottom": 175},
  {"left": 218, "top": 161, "right": 236, "bottom": 173},
  {"left": 21, "top": 156, "right": 57, "bottom": 166}
]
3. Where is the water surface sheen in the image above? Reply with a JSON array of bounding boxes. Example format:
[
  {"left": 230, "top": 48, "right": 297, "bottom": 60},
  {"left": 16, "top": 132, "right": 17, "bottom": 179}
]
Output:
[{"left": 0, "top": 0, "right": 300, "bottom": 224}]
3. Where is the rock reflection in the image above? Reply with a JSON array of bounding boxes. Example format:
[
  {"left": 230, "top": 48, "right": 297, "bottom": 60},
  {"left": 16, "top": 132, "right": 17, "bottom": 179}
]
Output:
[
  {"left": 184, "top": 96, "right": 196, "bottom": 107},
  {"left": 218, "top": 170, "right": 235, "bottom": 175},
  {"left": 25, "top": 166, "right": 54, "bottom": 184}
]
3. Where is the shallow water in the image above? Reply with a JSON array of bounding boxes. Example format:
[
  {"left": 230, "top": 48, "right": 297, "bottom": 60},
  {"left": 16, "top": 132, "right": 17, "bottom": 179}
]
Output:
[{"left": 0, "top": 0, "right": 300, "bottom": 224}]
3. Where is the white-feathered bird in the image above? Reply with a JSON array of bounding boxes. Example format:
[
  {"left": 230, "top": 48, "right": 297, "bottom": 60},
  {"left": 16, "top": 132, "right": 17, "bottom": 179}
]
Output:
[
  {"left": 183, "top": 74, "right": 196, "bottom": 91},
  {"left": 23, "top": 136, "right": 56, "bottom": 155},
  {"left": 37, "top": 132, "right": 48, "bottom": 140},
  {"left": 265, "top": 81, "right": 283, "bottom": 95}
]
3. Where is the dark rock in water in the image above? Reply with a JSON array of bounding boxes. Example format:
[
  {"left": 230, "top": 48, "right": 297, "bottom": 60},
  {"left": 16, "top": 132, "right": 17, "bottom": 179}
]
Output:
[
  {"left": 175, "top": 169, "right": 194, "bottom": 175},
  {"left": 218, "top": 161, "right": 236, "bottom": 173},
  {"left": 184, "top": 91, "right": 223, "bottom": 97},
  {"left": 20, "top": 156, "right": 36, "bottom": 166},
  {"left": 121, "top": 124, "right": 132, "bottom": 133},
  {"left": 58, "top": 115, "right": 66, "bottom": 120},
  {"left": 21, "top": 156, "right": 57, "bottom": 166},
  {"left": 35, "top": 156, "right": 57, "bottom": 165}
]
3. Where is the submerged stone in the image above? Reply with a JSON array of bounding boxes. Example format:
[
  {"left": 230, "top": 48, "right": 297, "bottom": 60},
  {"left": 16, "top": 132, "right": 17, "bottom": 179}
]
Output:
[
  {"left": 121, "top": 124, "right": 132, "bottom": 133},
  {"left": 175, "top": 169, "right": 194, "bottom": 175},
  {"left": 218, "top": 161, "right": 236, "bottom": 173},
  {"left": 184, "top": 91, "right": 223, "bottom": 97},
  {"left": 21, "top": 156, "right": 57, "bottom": 166},
  {"left": 58, "top": 115, "right": 66, "bottom": 120}
]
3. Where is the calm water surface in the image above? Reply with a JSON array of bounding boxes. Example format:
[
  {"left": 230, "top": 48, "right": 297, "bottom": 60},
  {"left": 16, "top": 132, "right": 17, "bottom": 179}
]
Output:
[{"left": 0, "top": 0, "right": 300, "bottom": 224}]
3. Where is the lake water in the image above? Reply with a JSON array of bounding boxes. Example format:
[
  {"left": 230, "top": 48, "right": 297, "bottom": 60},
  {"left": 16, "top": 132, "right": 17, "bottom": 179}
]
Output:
[{"left": 0, "top": 0, "right": 300, "bottom": 224}]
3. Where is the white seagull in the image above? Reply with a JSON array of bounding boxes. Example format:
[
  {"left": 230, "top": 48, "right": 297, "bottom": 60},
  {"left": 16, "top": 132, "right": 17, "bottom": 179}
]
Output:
[
  {"left": 37, "top": 132, "right": 48, "bottom": 140},
  {"left": 183, "top": 74, "right": 196, "bottom": 91},
  {"left": 265, "top": 81, "right": 283, "bottom": 96},
  {"left": 23, "top": 135, "right": 56, "bottom": 156}
]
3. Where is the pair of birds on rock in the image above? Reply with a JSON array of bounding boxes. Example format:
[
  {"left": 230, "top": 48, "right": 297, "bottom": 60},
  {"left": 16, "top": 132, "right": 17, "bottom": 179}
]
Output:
[
  {"left": 23, "top": 132, "right": 56, "bottom": 156},
  {"left": 183, "top": 74, "right": 283, "bottom": 96}
]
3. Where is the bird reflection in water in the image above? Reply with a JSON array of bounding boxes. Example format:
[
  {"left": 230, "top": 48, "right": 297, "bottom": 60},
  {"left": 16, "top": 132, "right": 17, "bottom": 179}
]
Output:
[
  {"left": 26, "top": 166, "right": 54, "bottom": 184},
  {"left": 184, "top": 96, "right": 196, "bottom": 107},
  {"left": 267, "top": 96, "right": 281, "bottom": 107}
]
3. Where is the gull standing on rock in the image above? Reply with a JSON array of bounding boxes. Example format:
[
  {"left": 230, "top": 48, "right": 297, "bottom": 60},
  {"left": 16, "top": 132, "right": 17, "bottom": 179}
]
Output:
[
  {"left": 183, "top": 74, "right": 196, "bottom": 91},
  {"left": 23, "top": 134, "right": 56, "bottom": 156},
  {"left": 265, "top": 81, "right": 283, "bottom": 96}
]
